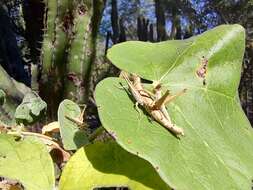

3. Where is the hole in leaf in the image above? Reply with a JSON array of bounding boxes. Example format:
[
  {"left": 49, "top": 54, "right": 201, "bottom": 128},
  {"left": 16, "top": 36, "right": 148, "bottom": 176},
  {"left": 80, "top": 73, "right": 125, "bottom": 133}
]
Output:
[{"left": 0, "top": 155, "right": 6, "bottom": 159}]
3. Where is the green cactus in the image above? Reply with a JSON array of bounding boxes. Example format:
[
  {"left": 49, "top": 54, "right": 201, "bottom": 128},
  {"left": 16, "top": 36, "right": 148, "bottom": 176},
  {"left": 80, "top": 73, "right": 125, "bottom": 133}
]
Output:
[
  {"left": 64, "top": 0, "right": 105, "bottom": 103},
  {"left": 40, "top": 0, "right": 105, "bottom": 120},
  {"left": 64, "top": 1, "right": 92, "bottom": 102},
  {"left": 40, "top": 0, "right": 69, "bottom": 119},
  {"left": 0, "top": 0, "right": 105, "bottom": 122}
]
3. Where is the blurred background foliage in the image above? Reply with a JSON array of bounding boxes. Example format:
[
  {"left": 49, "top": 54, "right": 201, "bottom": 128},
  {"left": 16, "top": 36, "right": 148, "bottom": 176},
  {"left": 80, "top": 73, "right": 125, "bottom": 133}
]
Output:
[{"left": 0, "top": 0, "right": 253, "bottom": 126}]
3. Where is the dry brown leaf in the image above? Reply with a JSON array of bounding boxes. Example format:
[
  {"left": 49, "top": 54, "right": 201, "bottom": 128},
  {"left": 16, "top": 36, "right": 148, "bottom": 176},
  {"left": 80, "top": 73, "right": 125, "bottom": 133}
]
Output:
[{"left": 42, "top": 121, "right": 60, "bottom": 135}]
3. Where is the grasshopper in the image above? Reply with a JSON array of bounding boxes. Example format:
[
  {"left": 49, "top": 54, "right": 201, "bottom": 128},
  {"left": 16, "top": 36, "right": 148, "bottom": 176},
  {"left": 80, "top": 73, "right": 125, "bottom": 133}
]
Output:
[
  {"left": 65, "top": 105, "right": 87, "bottom": 129},
  {"left": 121, "top": 72, "right": 186, "bottom": 136}
]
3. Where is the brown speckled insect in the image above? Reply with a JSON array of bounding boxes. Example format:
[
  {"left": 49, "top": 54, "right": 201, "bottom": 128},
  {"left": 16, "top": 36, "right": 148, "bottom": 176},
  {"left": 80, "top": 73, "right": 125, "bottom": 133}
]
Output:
[{"left": 121, "top": 72, "right": 186, "bottom": 137}]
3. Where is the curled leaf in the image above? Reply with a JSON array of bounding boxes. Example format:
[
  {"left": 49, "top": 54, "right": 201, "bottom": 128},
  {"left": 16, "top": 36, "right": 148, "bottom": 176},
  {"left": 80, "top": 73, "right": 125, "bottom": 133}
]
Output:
[{"left": 14, "top": 92, "right": 47, "bottom": 125}]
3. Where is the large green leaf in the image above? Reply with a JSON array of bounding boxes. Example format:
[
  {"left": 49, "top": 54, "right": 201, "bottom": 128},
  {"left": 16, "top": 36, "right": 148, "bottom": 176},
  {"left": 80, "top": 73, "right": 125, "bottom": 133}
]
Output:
[
  {"left": 58, "top": 99, "right": 89, "bottom": 150},
  {"left": 0, "top": 134, "right": 55, "bottom": 190},
  {"left": 59, "top": 141, "right": 170, "bottom": 190},
  {"left": 95, "top": 24, "right": 253, "bottom": 189}
]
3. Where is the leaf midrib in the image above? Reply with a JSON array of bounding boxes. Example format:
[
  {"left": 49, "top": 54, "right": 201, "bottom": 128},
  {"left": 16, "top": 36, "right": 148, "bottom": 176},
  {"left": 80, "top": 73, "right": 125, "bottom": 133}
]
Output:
[
  {"left": 159, "top": 38, "right": 196, "bottom": 83},
  {"left": 164, "top": 83, "right": 235, "bottom": 99}
]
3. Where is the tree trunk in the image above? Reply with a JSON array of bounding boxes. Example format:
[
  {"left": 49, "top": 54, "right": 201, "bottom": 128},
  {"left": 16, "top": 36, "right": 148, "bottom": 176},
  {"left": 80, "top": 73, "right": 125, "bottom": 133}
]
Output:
[
  {"left": 110, "top": 0, "right": 126, "bottom": 44},
  {"left": 170, "top": 8, "right": 181, "bottom": 39},
  {"left": 155, "top": 0, "right": 167, "bottom": 41},
  {"left": 111, "top": 0, "right": 119, "bottom": 43},
  {"left": 137, "top": 16, "right": 151, "bottom": 41}
]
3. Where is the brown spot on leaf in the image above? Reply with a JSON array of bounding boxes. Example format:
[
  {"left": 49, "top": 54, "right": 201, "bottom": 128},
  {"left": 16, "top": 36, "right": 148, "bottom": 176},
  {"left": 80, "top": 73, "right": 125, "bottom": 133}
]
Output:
[
  {"left": 155, "top": 166, "right": 159, "bottom": 170},
  {"left": 196, "top": 56, "right": 208, "bottom": 85},
  {"left": 127, "top": 139, "right": 132, "bottom": 144}
]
